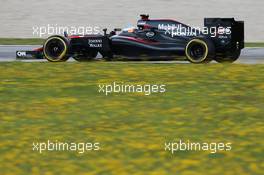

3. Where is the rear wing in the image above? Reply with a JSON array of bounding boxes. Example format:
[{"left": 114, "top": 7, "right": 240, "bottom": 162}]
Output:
[{"left": 204, "top": 18, "right": 244, "bottom": 50}]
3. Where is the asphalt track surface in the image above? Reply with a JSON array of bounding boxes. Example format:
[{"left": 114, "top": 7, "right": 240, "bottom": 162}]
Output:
[{"left": 0, "top": 45, "right": 263, "bottom": 64}]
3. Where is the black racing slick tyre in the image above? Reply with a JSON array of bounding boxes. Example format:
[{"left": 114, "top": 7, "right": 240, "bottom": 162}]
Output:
[
  {"left": 185, "top": 38, "right": 215, "bottom": 64},
  {"left": 43, "top": 35, "right": 70, "bottom": 62},
  {"left": 214, "top": 50, "right": 241, "bottom": 63}
]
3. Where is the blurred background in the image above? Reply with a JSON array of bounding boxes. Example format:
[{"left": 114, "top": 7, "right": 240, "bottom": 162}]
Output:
[{"left": 0, "top": 0, "right": 263, "bottom": 41}]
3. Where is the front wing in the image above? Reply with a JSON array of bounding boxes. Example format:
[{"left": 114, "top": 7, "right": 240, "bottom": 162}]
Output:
[{"left": 16, "top": 50, "right": 44, "bottom": 59}]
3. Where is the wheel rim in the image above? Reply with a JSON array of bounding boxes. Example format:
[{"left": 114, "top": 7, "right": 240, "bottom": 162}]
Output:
[
  {"left": 189, "top": 44, "right": 206, "bottom": 60},
  {"left": 44, "top": 37, "right": 67, "bottom": 61},
  {"left": 186, "top": 39, "right": 208, "bottom": 63}
]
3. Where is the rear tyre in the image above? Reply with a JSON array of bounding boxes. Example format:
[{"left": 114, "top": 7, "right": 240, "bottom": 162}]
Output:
[
  {"left": 214, "top": 50, "right": 241, "bottom": 63},
  {"left": 73, "top": 51, "right": 98, "bottom": 62},
  {"left": 185, "top": 38, "right": 215, "bottom": 64},
  {"left": 43, "top": 35, "right": 70, "bottom": 62}
]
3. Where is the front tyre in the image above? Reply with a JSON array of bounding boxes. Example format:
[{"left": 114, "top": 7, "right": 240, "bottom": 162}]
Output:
[
  {"left": 43, "top": 35, "right": 70, "bottom": 62},
  {"left": 185, "top": 38, "right": 215, "bottom": 64}
]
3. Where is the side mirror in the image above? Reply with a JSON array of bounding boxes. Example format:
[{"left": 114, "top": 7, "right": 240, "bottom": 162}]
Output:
[
  {"left": 114, "top": 28, "right": 122, "bottom": 32},
  {"left": 103, "top": 28, "right": 107, "bottom": 36},
  {"left": 64, "top": 31, "right": 68, "bottom": 37}
]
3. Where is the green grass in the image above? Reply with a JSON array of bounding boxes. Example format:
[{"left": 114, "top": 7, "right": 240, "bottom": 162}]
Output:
[
  {"left": 0, "top": 38, "right": 264, "bottom": 47},
  {"left": 0, "top": 38, "right": 44, "bottom": 45},
  {"left": 0, "top": 63, "right": 263, "bottom": 175},
  {"left": 245, "top": 42, "right": 264, "bottom": 47}
]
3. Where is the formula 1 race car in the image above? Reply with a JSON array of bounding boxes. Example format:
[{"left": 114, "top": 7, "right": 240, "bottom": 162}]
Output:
[{"left": 16, "top": 14, "right": 244, "bottom": 63}]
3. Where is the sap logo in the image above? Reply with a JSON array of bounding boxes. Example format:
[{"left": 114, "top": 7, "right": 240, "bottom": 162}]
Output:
[{"left": 17, "top": 51, "right": 27, "bottom": 57}]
